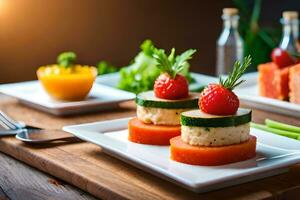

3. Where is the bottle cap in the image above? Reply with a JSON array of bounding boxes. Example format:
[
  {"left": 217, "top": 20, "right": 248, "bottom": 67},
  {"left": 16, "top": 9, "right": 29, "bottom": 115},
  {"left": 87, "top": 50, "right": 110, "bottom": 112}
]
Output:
[
  {"left": 283, "top": 11, "right": 298, "bottom": 20},
  {"left": 223, "top": 8, "right": 239, "bottom": 16}
]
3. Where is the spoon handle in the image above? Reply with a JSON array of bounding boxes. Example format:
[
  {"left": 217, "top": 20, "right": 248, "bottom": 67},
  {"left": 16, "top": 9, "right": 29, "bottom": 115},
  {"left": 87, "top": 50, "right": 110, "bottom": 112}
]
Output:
[{"left": 16, "top": 129, "right": 74, "bottom": 143}]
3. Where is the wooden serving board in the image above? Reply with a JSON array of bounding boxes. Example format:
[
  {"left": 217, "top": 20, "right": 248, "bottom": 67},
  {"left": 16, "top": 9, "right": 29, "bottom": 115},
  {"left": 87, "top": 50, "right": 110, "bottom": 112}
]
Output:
[{"left": 1, "top": 98, "right": 300, "bottom": 200}]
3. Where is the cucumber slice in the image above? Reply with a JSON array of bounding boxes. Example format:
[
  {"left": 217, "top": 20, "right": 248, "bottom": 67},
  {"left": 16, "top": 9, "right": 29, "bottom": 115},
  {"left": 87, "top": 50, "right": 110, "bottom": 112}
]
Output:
[
  {"left": 181, "top": 108, "right": 251, "bottom": 127},
  {"left": 136, "top": 91, "right": 199, "bottom": 109}
]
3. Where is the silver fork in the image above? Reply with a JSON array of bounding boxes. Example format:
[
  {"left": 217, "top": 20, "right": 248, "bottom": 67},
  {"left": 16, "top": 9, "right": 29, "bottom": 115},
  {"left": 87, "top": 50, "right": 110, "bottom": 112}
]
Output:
[
  {"left": 0, "top": 111, "right": 25, "bottom": 130},
  {"left": 0, "top": 111, "right": 27, "bottom": 135},
  {"left": 0, "top": 110, "right": 74, "bottom": 143}
]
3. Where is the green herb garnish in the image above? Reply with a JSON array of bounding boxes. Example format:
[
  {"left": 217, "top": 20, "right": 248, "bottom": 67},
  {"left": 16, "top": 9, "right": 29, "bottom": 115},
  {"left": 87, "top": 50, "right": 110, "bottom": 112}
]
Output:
[
  {"left": 152, "top": 48, "right": 196, "bottom": 78},
  {"left": 219, "top": 55, "right": 252, "bottom": 90},
  {"left": 57, "top": 52, "right": 77, "bottom": 68}
]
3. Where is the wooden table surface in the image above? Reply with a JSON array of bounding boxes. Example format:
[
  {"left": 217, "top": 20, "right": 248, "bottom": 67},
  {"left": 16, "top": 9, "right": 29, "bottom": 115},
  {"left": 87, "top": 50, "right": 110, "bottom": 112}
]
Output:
[
  {"left": 1, "top": 96, "right": 300, "bottom": 200},
  {"left": 0, "top": 152, "right": 97, "bottom": 200}
]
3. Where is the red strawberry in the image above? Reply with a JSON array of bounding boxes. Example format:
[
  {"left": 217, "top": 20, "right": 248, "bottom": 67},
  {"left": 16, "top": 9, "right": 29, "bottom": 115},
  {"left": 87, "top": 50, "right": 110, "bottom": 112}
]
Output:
[
  {"left": 199, "top": 55, "right": 252, "bottom": 115},
  {"left": 154, "top": 73, "right": 188, "bottom": 99},
  {"left": 152, "top": 48, "right": 196, "bottom": 100},
  {"left": 200, "top": 84, "right": 239, "bottom": 115}
]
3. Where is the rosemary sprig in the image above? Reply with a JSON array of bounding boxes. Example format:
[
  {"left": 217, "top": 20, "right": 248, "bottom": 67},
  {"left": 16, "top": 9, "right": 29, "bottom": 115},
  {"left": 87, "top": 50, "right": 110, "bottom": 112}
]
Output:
[
  {"left": 152, "top": 48, "right": 196, "bottom": 78},
  {"left": 220, "top": 55, "right": 252, "bottom": 90},
  {"left": 57, "top": 52, "right": 77, "bottom": 68}
]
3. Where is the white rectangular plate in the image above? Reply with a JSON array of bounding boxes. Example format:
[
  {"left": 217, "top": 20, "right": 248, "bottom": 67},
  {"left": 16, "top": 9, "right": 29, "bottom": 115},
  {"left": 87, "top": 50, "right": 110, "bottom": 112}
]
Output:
[
  {"left": 235, "top": 72, "right": 300, "bottom": 117},
  {"left": 0, "top": 81, "right": 135, "bottom": 115},
  {"left": 63, "top": 118, "right": 300, "bottom": 193}
]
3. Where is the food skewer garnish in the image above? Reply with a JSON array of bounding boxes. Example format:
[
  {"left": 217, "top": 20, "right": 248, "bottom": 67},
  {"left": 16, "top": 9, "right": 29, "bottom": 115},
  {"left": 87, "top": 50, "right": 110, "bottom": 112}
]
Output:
[
  {"left": 199, "top": 55, "right": 252, "bottom": 115},
  {"left": 153, "top": 48, "right": 196, "bottom": 100}
]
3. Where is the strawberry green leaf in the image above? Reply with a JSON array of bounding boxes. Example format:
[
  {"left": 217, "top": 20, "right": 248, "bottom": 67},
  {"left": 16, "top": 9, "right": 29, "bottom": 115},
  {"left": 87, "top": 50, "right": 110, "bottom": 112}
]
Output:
[{"left": 153, "top": 48, "right": 196, "bottom": 78}]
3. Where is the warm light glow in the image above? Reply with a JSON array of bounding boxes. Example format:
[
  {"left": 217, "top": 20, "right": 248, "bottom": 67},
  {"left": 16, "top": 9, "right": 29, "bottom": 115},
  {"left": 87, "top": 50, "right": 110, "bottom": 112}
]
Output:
[
  {"left": 0, "top": 0, "right": 6, "bottom": 8},
  {"left": 0, "top": 0, "right": 8, "bottom": 16}
]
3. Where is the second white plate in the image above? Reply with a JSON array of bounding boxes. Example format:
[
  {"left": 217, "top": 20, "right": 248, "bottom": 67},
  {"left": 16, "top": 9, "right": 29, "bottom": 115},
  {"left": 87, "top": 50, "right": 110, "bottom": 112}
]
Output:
[
  {"left": 236, "top": 84, "right": 300, "bottom": 118},
  {"left": 63, "top": 117, "right": 300, "bottom": 193},
  {"left": 0, "top": 81, "right": 135, "bottom": 115}
]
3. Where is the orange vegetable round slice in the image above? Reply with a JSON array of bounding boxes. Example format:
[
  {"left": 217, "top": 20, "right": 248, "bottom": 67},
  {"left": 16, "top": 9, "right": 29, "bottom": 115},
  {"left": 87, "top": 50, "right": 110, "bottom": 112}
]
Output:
[
  {"left": 170, "top": 135, "right": 256, "bottom": 166},
  {"left": 128, "top": 118, "right": 181, "bottom": 145}
]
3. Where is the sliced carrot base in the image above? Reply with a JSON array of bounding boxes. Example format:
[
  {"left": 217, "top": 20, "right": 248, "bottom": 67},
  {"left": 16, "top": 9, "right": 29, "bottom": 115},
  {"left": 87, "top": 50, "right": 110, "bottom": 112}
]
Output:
[
  {"left": 128, "top": 117, "right": 181, "bottom": 145},
  {"left": 170, "top": 135, "right": 257, "bottom": 166}
]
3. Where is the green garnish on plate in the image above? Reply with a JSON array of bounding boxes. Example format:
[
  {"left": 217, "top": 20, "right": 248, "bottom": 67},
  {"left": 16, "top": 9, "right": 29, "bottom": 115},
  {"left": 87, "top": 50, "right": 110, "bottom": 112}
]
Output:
[
  {"left": 251, "top": 119, "right": 300, "bottom": 140},
  {"left": 57, "top": 52, "right": 77, "bottom": 68}
]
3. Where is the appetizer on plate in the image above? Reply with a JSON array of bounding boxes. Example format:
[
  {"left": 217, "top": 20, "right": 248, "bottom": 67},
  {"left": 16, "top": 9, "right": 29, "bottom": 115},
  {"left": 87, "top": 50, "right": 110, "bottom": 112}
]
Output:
[
  {"left": 37, "top": 52, "right": 97, "bottom": 101},
  {"left": 128, "top": 47, "right": 199, "bottom": 145},
  {"left": 258, "top": 48, "right": 293, "bottom": 101},
  {"left": 258, "top": 12, "right": 300, "bottom": 103},
  {"left": 171, "top": 56, "right": 257, "bottom": 166},
  {"left": 259, "top": 48, "right": 300, "bottom": 103}
]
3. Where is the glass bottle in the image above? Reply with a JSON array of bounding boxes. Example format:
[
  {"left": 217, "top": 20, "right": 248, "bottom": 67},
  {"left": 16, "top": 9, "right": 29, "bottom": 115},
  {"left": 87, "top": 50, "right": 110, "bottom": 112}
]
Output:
[
  {"left": 216, "top": 8, "right": 244, "bottom": 75},
  {"left": 279, "top": 11, "right": 299, "bottom": 54}
]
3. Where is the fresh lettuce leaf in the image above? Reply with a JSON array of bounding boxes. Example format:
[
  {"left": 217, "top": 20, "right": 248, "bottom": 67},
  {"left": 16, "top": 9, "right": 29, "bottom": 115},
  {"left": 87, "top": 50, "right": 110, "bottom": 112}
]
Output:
[
  {"left": 97, "top": 61, "right": 118, "bottom": 75},
  {"left": 117, "top": 40, "right": 194, "bottom": 94}
]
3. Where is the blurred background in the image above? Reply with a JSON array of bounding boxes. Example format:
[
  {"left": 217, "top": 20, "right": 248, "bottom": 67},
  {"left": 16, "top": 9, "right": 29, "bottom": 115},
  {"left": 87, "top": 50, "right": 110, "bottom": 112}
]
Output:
[{"left": 0, "top": 0, "right": 299, "bottom": 83}]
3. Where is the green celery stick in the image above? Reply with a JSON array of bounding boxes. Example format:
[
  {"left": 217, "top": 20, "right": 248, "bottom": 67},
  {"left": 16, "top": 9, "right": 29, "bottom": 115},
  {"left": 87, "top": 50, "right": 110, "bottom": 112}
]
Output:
[
  {"left": 250, "top": 122, "right": 300, "bottom": 140},
  {"left": 265, "top": 119, "right": 300, "bottom": 133}
]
